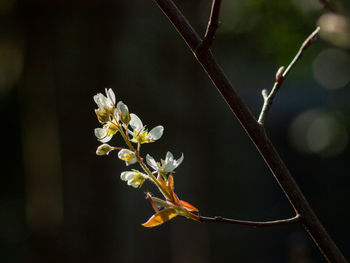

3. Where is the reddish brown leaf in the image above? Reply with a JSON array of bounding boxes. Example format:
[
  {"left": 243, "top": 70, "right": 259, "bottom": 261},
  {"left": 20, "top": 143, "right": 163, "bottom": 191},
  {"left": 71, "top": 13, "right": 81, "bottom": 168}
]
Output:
[
  {"left": 146, "top": 192, "right": 159, "bottom": 213},
  {"left": 179, "top": 200, "right": 199, "bottom": 212},
  {"left": 142, "top": 208, "right": 178, "bottom": 227}
]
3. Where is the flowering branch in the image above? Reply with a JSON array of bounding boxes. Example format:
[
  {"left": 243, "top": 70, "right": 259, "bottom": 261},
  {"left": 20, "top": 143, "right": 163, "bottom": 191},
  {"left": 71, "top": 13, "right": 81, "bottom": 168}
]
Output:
[
  {"left": 152, "top": 0, "right": 347, "bottom": 262},
  {"left": 94, "top": 89, "right": 200, "bottom": 227},
  {"left": 200, "top": 214, "right": 301, "bottom": 227},
  {"left": 196, "top": 0, "right": 222, "bottom": 56},
  {"left": 257, "top": 27, "right": 320, "bottom": 125}
]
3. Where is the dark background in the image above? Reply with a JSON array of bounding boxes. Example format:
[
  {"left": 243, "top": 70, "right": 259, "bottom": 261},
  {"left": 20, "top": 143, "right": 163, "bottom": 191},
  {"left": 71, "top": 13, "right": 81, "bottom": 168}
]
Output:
[{"left": 1, "top": 0, "right": 350, "bottom": 262}]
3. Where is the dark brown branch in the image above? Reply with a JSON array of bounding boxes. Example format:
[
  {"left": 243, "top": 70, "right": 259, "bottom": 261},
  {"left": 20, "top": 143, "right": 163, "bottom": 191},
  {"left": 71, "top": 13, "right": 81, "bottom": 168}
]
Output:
[
  {"left": 196, "top": 0, "right": 222, "bottom": 56},
  {"left": 200, "top": 214, "right": 301, "bottom": 227},
  {"left": 258, "top": 27, "right": 320, "bottom": 125},
  {"left": 319, "top": 0, "right": 337, "bottom": 13},
  {"left": 153, "top": 0, "right": 347, "bottom": 262}
]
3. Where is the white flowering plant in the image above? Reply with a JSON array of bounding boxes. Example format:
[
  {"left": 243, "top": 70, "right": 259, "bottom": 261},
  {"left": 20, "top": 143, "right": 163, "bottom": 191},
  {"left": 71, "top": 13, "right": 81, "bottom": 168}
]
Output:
[{"left": 94, "top": 88, "right": 199, "bottom": 227}]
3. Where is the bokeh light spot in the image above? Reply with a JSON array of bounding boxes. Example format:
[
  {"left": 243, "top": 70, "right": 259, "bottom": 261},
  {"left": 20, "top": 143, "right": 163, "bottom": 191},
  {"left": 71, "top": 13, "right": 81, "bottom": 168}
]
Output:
[
  {"left": 288, "top": 109, "right": 348, "bottom": 157},
  {"left": 318, "top": 13, "right": 350, "bottom": 49},
  {"left": 313, "top": 48, "right": 350, "bottom": 90}
]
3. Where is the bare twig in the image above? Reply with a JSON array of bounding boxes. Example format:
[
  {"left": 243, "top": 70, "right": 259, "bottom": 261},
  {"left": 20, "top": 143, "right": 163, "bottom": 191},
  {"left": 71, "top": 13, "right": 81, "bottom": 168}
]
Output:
[
  {"left": 258, "top": 27, "right": 320, "bottom": 125},
  {"left": 319, "top": 0, "right": 337, "bottom": 13},
  {"left": 200, "top": 214, "right": 301, "bottom": 227},
  {"left": 152, "top": 0, "right": 347, "bottom": 262},
  {"left": 196, "top": 0, "right": 222, "bottom": 56}
]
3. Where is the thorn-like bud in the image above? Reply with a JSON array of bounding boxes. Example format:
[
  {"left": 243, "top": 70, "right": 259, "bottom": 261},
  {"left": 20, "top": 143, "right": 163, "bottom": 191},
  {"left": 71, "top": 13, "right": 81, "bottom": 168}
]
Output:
[{"left": 275, "top": 66, "right": 285, "bottom": 83}]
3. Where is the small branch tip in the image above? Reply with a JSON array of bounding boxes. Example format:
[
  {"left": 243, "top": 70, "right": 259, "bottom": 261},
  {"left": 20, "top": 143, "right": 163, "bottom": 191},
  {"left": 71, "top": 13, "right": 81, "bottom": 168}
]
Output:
[
  {"left": 258, "top": 27, "right": 320, "bottom": 125},
  {"left": 262, "top": 89, "right": 269, "bottom": 100},
  {"left": 197, "top": 0, "right": 222, "bottom": 55}
]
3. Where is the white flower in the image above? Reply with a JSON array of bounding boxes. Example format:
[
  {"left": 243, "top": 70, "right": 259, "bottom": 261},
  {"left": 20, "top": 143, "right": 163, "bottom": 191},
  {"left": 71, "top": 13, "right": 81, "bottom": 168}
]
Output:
[
  {"left": 118, "top": 149, "right": 137, "bottom": 166},
  {"left": 94, "top": 88, "right": 116, "bottom": 123},
  {"left": 129, "top": 113, "right": 164, "bottom": 144},
  {"left": 146, "top": 151, "right": 184, "bottom": 175},
  {"left": 120, "top": 170, "right": 147, "bottom": 188},
  {"left": 94, "top": 123, "right": 118, "bottom": 143}
]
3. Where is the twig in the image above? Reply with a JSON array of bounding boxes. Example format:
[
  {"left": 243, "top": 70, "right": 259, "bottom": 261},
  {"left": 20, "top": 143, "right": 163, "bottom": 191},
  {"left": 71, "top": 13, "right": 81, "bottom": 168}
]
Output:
[
  {"left": 152, "top": 0, "right": 347, "bottom": 262},
  {"left": 200, "top": 214, "right": 301, "bottom": 227},
  {"left": 319, "top": 0, "right": 337, "bottom": 13},
  {"left": 258, "top": 27, "right": 320, "bottom": 125},
  {"left": 196, "top": 0, "right": 222, "bottom": 56}
]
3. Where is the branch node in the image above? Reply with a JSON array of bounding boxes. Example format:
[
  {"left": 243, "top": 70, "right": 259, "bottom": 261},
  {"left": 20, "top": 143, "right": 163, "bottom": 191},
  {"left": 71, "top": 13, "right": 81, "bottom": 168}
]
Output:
[
  {"left": 196, "top": 0, "right": 222, "bottom": 57},
  {"left": 261, "top": 89, "right": 269, "bottom": 100},
  {"left": 275, "top": 66, "right": 285, "bottom": 83}
]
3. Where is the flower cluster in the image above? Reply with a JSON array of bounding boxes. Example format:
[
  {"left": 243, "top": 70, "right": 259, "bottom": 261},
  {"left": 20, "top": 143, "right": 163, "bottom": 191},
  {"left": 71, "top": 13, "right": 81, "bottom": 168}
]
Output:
[{"left": 94, "top": 88, "right": 199, "bottom": 227}]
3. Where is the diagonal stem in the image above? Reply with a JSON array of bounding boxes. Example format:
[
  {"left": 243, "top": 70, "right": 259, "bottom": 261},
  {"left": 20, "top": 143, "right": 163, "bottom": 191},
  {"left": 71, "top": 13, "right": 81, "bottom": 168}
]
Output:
[{"left": 152, "top": 0, "right": 347, "bottom": 262}]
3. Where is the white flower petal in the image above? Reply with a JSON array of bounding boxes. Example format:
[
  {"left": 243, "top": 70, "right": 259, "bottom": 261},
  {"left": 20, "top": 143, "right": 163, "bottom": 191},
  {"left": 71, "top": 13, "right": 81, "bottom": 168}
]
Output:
[
  {"left": 146, "top": 154, "right": 159, "bottom": 170},
  {"left": 126, "top": 157, "right": 137, "bottom": 166},
  {"left": 130, "top": 113, "right": 143, "bottom": 132},
  {"left": 96, "top": 144, "right": 114, "bottom": 156},
  {"left": 117, "top": 101, "right": 128, "bottom": 113},
  {"left": 93, "top": 93, "right": 104, "bottom": 108},
  {"left": 99, "top": 134, "right": 113, "bottom": 143},
  {"left": 117, "top": 101, "right": 130, "bottom": 124},
  {"left": 148, "top": 125, "right": 164, "bottom": 141},
  {"left": 128, "top": 180, "right": 140, "bottom": 188},
  {"left": 94, "top": 127, "right": 108, "bottom": 139},
  {"left": 121, "top": 171, "right": 134, "bottom": 181},
  {"left": 165, "top": 151, "right": 174, "bottom": 163},
  {"left": 118, "top": 149, "right": 135, "bottom": 160},
  {"left": 106, "top": 88, "right": 116, "bottom": 104},
  {"left": 176, "top": 153, "right": 184, "bottom": 167},
  {"left": 164, "top": 152, "right": 184, "bottom": 173},
  {"left": 164, "top": 162, "right": 175, "bottom": 173}
]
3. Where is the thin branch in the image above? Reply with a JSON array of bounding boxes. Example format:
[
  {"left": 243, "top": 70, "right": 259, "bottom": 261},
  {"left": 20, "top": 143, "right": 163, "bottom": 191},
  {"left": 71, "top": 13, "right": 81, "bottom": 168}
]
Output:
[
  {"left": 196, "top": 0, "right": 222, "bottom": 56},
  {"left": 153, "top": 0, "right": 347, "bottom": 262},
  {"left": 258, "top": 27, "right": 320, "bottom": 125},
  {"left": 200, "top": 214, "right": 301, "bottom": 227},
  {"left": 319, "top": 0, "right": 337, "bottom": 13}
]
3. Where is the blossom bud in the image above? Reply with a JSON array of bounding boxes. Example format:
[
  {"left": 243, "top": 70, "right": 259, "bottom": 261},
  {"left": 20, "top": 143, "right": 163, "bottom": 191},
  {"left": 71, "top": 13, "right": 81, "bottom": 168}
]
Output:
[
  {"left": 94, "top": 89, "right": 116, "bottom": 123},
  {"left": 117, "top": 101, "right": 131, "bottom": 125},
  {"left": 96, "top": 144, "right": 115, "bottom": 155},
  {"left": 118, "top": 149, "right": 137, "bottom": 166},
  {"left": 120, "top": 170, "right": 147, "bottom": 188}
]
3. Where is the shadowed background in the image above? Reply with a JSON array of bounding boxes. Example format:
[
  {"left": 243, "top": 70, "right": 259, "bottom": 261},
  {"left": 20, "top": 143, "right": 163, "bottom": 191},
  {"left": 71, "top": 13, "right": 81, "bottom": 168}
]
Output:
[{"left": 1, "top": 0, "right": 350, "bottom": 262}]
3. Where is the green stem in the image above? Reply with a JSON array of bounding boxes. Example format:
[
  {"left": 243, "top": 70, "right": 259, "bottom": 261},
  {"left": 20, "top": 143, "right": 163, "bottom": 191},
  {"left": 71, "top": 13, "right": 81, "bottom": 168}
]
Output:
[
  {"left": 138, "top": 159, "right": 173, "bottom": 201},
  {"left": 112, "top": 120, "right": 173, "bottom": 200}
]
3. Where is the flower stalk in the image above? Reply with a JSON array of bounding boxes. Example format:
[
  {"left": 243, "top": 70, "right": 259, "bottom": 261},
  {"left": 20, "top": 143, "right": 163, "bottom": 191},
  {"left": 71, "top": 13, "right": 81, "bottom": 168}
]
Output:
[{"left": 94, "top": 88, "right": 198, "bottom": 226}]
